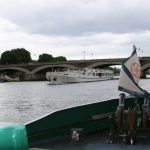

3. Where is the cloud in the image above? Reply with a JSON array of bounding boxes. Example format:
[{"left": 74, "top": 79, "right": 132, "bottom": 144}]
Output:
[
  {"left": 0, "top": 0, "right": 150, "bottom": 60},
  {"left": 0, "top": 0, "right": 150, "bottom": 36},
  {"left": 0, "top": 18, "right": 18, "bottom": 32}
]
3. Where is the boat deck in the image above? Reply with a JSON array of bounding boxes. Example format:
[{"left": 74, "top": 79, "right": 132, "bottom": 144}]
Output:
[{"left": 30, "top": 130, "right": 150, "bottom": 150}]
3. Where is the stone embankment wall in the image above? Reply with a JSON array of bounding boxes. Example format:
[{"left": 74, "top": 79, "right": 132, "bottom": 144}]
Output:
[{"left": 21, "top": 74, "right": 46, "bottom": 81}]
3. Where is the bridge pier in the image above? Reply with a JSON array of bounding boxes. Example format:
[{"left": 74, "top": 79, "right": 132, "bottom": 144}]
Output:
[{"left": 21, "top": 73, "right": 46, "bottom": 81}]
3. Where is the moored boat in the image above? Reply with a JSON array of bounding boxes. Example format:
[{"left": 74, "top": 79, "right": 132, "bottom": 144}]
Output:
[
  {"left": 5, "top": 75, "right": 20, "bottom": 82},
  {"left": 0, "top": 74, "right": 6, "bottom": 82},
  {"left": 0, "top": 74, "right": 20, "bottom": 82},
  {"left": 46, "top": 68, "right": 114, "bottom": 84}
]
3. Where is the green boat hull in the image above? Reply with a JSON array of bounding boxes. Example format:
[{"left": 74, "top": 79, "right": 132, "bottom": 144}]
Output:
[{"left": 26, "top": 96, "right": 144, "bottom": 145}]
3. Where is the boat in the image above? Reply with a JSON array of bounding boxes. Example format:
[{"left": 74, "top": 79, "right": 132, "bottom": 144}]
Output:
[
  {"left": 25, "top": 46, "right": 150, "bottom": 148},
  {"left": 0, "top": 74, "right": 20, "bottom": 82},
  {"left": 1, "top": 46, "right": 150, "bottom": 150},
  {"left": 4, "top": 75, "right": 20, "bottom": 82},
  {"left": 46, "top": 68, "right": 114, "bottom": 84},
  {"left": 0, "top": 95, "right": 149, "bottom": 150},
  {"left": 0, "top": 74, "right": 6, "bottom": 82},
  {"left": 25, "top": 96, "right": 147, "bottom": 148}
]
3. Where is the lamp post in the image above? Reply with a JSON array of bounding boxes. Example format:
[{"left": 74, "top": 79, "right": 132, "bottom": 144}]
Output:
[
  {"left": 141, "top": 50, "right": 143, "bottom": 57},
  {"left": 91, "top": 52, "right": 93, "bottom": 60},
  {"left": 138, "top": 48, "right": 141, "bottom": 57},
  {"left": 83, "top": 50, "right": 85, "bottom": 61}
]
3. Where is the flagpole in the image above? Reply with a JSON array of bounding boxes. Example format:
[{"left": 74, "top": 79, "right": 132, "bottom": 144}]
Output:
[
  {"left": 83, "top": 50, "right": 85, "bottom": 61},
  {"left": 133, "top": 45, "right": 136, "bottom": 51}
]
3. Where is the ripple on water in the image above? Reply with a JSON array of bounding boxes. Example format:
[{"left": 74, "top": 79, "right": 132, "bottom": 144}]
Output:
[{"left": 0, "top": 79, "right": 150, "bottom": 123}]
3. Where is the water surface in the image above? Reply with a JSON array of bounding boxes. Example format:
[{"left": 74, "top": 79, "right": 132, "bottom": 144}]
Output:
[{"left": 0, "top": 79, "right": 149, "bottom": 123}]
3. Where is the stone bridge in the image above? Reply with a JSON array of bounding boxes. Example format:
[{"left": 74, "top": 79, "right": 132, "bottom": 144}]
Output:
[{"left": 0, "top": 57, "right": 150, "bottom": 80}]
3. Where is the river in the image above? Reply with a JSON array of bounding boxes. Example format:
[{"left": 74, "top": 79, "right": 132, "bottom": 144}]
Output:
[{"left": 0, "top": 79, "right": 150, "bottom": 123}]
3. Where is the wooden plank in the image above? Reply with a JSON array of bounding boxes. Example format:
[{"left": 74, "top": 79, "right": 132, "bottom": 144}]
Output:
[
  {"left": 29, "top": 148, "right": 48, "bottom": 150},
  {"left": 91, "top": 112, "right": 115, "bottom": 120}
]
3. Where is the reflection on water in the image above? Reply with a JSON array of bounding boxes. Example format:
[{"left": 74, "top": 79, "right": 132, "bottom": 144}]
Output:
[{"left": 0, "top": 79, "right": 150, "bottom": 123}]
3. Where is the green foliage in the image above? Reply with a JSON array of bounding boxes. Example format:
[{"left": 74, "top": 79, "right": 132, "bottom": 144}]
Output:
[
  {"left": 1, "top": 51, "right": 13, "bottom": 64},
  {"left": 38, "top": 53, "right": 54, "bottom": 62},
  {"left": 0, "top": 48, "right": 31, "bottom": 64},
  {"left": 113, "top": 67, "right": 120, "bottom": 75},
  {"left": 0, "top": 49, "right": 67, "bottom": 64},
  {"left": 38, "top": 53, "right": 67, "bottom": 62},
  {"left": 54, "top": 56, "right": 67, "bottom": 62}
]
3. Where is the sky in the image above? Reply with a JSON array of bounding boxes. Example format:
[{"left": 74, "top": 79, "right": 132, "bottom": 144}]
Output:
[{"left": 0, "top": 0, "right": 150, "bottom": 60}]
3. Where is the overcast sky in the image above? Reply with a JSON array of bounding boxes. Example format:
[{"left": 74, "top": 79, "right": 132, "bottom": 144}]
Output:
[{"left": 0, "top": 0, "right": 150, "bottom": 60}]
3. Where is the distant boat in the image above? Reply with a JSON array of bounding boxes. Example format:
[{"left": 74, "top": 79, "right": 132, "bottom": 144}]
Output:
[
  {"left": 0, "top": 74, "right": 6, "bottom": 82},
  {"left": 146, "top": 74, "right": 150, "bottom": 78},
  {"left": 113, "top": 75, "right": 120, "bottom": 79},
  {"left": 46, "top": 68, "right": 114, "bottom": 84},
  {"left": 0, "top": 74, "right": 20, "bottom": 82}
]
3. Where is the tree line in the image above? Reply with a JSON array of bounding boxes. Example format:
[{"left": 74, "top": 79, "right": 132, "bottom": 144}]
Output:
[{"left": 0, "top": 48, "right": 67, "bottom": 65}]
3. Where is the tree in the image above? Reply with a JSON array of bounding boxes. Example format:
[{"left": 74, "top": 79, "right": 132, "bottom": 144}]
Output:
[
  {"left": 113, "top": 67, "right": 120, "bottom": 75},
  {"left": 38, "top": 53, "right": 54, "bottom": 62},
  {"left": 0, "top": 48, "right": 32, "bottom": 64},
  {"left": 11, "top": 48, "right": 32, "bottom": 64},
  {"left": 54, "top": 56, "right": 67, "bottom": 62},
  {"left": 1, "top": 51, "right": 14, "bottom": 64}
]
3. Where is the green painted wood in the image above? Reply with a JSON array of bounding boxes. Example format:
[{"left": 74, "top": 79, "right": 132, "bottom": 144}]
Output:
[{"left": 26, "top": 96, "right": 144, "bottom": 144}]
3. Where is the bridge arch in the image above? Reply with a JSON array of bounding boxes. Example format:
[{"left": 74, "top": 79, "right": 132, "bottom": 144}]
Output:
[
  {"left": 31, "top": 64, "right": 78, "bottom": 74},
  {"left": 0, "top": 67, "right": 31, "bottom": 74},
  {"left": 87, "top": 62, "right": 122, "bottom": 68},
  {"left": 141, "top": 63, "right": 150, "bottom": 72}
]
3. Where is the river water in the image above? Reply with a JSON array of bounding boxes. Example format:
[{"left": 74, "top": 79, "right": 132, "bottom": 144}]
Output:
[{"left": 0, "top": 79, "right": 150, "bottom": 123}]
